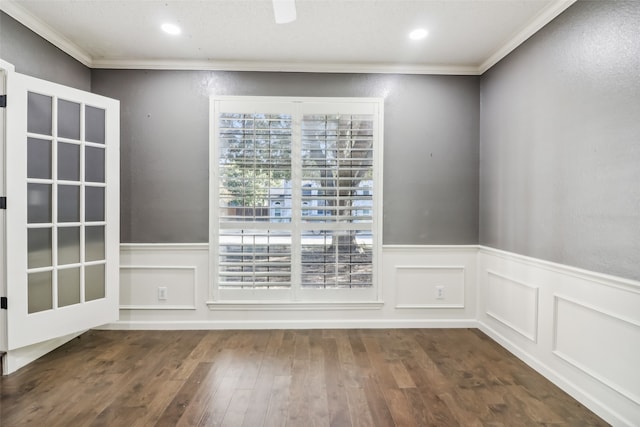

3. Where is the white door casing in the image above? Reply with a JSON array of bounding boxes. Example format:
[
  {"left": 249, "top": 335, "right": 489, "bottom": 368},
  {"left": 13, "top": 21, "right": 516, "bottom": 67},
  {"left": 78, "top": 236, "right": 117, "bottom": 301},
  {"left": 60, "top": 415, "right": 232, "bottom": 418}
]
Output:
[{"left": 0, "top": 60, "right": 11, "bottom": 353}]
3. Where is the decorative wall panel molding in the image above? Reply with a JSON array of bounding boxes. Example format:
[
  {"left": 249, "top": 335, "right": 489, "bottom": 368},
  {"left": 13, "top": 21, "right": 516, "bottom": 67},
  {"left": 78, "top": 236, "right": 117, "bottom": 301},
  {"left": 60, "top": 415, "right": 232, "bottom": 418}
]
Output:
[
  {"left": 116, "top": 243, "right": 477, "bottom": 325},
  {"left": 394, "top": 266, "right": 465, "bottom": 308},
  {"left": 486, "top": 270, "right": 539, "bottom": 342},
  {"left": 120, "top": 265, "right": 197, "bottom": 310},
  {"left": 553, "top": 295, "right": 640, "bottom": 406}
]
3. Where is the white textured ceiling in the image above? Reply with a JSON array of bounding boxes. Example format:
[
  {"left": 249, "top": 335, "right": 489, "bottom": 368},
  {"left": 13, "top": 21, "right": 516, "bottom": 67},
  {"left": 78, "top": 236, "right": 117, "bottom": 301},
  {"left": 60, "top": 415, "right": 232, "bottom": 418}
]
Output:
[{"left": 1, "top": 0, "right": 576, "bottom": 74}]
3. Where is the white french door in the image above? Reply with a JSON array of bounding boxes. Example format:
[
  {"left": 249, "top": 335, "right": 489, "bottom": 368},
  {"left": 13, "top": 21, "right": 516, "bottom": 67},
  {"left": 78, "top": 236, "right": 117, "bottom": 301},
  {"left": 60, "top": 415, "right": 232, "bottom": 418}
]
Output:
[{"left": 3, "top": 67, "right": 119, "bottom": 351}]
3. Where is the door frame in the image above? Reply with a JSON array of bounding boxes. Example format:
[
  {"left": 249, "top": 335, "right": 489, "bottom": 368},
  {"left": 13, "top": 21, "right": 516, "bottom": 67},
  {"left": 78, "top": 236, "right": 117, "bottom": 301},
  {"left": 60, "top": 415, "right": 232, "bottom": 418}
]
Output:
[{"left": 0, "top": 59, "right": 14, "bottom": 362}]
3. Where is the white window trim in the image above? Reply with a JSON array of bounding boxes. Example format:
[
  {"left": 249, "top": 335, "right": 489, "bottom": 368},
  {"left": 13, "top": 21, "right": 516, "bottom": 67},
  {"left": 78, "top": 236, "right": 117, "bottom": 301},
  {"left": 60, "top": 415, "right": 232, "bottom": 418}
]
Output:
[{"left": 207, "top": 96, "right": 384, "bottom": 308}]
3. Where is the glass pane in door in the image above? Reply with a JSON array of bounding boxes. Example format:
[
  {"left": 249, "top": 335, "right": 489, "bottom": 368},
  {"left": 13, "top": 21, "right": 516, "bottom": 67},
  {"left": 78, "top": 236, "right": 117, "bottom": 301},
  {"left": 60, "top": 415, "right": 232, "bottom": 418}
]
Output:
[
  {"left": 58, "top": 185, "right": 80, "bottom": 222},
  {"left": 57, "top": 99, "right": 81, "bottom": 140},
  {"left": 28, "top": 183, "right": 52, "bottom": 223},
  {"left": 85, "top": 187, "right": 105, "bottom": 222},
  {"left": 28, "top": 271, "right": 53, "bottom": 313},
  {"left": 85, "top": 106, "right": 105, "bottom": 144},
  {"left": 85, "top": 226, "right": 105, "bottom": 262},
  {"left": 85, "top": 146, "right": 105, "bottom": 183},
  {"left": 28, "top": 228, "right": 52, "bottom": 269},
  {"left": 85, "top": 264, "right": 105, "bottom": 301},
  {"left": 58, "top": 227, "right": 80, "bottom": 265},
  {"left": 27, "top": 92, "right": 52, "bottom": 135},
  {"left": 58, "top": 268, "right": 81, "bottom": 307},
  {"left": 27, "top": 138, "right": 52, "bottom": 179},
  {"left": 58, "top": 142, "right": 80, "bottom": 181}
]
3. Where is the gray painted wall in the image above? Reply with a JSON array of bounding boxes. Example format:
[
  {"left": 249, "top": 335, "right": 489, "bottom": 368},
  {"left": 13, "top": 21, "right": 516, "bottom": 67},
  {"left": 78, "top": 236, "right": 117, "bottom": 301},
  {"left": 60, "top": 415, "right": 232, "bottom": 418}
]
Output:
[
  {"left": 1, "top": 7, "right": 480, "bottom": 246},
  {"left": 91, "top": 70, "right": 480, "bottom": 244},
  {"left": 3, "top": 0, "right": 638, "bottom": 281},
  {"left": 480, "top": 0, "right": 640, "bottom": 280},
  {"left": 0, "top": 11, "right": 91, "bottom": 91}
]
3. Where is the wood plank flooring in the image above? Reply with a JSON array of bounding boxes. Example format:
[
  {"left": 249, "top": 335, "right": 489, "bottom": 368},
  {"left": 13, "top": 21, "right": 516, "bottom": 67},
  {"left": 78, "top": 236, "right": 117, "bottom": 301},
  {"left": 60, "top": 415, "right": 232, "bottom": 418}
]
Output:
[{"left": 0, "top": 329, "right": 608, "bottom": 426}]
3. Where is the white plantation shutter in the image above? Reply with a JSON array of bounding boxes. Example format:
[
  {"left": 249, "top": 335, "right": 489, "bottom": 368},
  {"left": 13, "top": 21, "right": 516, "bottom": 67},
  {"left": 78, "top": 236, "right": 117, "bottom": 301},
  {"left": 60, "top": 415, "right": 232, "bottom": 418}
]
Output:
[
  {"left": 300, "top": 114, "right": 374, "bottom": 288},
  {"left": 217, "top": 111, "right": 293, "bottom": 290},
  {"left": 211, "top": 97, "right": 382, "bottom": 302},
  {"left": 217, "top": 229, "right": 292, "bottom": 289},
  {"left": 218, "top": 112, "right": 293, "bottom": 223}
]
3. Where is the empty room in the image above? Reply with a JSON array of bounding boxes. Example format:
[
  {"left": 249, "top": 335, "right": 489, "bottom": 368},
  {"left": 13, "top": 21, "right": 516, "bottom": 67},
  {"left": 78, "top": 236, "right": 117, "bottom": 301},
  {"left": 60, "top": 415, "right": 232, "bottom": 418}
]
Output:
[{"left": 0, "top": 0, "right": 638, "bottom": 425}]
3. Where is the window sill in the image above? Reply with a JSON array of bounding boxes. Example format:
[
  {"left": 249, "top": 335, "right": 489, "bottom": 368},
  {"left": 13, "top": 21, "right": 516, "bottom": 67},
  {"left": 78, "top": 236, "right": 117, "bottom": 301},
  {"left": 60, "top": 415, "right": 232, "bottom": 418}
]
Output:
[{"left": 206, "top": 300, "right": 384, "bottom": 311}]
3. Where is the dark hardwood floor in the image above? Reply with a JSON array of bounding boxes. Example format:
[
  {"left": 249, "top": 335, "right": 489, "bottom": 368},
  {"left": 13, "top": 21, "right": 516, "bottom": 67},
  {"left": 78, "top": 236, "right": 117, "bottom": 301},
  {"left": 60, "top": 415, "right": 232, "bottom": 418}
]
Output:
[{"left": 0, "top": 329, "right": 607, "bottom": 426}]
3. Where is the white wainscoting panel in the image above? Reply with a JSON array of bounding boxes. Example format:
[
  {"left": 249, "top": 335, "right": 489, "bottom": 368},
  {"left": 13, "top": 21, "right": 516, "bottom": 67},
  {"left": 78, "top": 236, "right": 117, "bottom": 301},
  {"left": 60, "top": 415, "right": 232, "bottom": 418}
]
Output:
[
  {"left": 478, "top": 246, "right": 640, "bottom": 427},
  {"left": 383, "top": 246, "right": 477, "bottom": 319},
  {"left": 395, "top": 266, "right": 465, "bottom": 308},
  {"left": 486, "top": 270, "right": 538, "bottom": 342},
  {"left": 120, "top": 265, "right": 197, "bottom": 310},
  {"left": 554, "top": 295, "right": 640, "bottom": 406},
  {"left": 119, "top": 243, "right": 209, "bottom": 314},
  {"left": 111, "top": 244, "right": 478, "bottom": 330},
  {"left": 103, "top": 243, "right": 640, "bottom": 425}
]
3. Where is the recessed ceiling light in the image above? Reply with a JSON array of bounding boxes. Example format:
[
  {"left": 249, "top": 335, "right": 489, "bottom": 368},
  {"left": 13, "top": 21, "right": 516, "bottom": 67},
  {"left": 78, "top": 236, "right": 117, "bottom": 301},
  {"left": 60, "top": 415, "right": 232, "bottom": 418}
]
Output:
[
  {"left": 273, "top": 0, "right": 297, "bottom": 24},
  {"left": 409, "top": 28, "right": 428, "bottom": 41},
  {"left": 161, "top": 23, "right": 181, "bottom": 35}
]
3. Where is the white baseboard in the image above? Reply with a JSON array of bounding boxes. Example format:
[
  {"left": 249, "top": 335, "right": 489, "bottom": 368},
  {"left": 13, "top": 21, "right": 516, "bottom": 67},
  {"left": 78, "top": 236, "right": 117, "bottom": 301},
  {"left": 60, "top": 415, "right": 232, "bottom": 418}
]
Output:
[{"left": 99, "top": 318, "right": 478, "bottom": 330}]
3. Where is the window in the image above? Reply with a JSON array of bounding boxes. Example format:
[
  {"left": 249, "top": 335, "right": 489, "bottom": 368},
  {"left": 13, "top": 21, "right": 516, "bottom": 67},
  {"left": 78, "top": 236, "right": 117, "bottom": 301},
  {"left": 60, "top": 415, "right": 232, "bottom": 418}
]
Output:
[{"left": 209, "top": 97, "right": 383, "bottom": 304}]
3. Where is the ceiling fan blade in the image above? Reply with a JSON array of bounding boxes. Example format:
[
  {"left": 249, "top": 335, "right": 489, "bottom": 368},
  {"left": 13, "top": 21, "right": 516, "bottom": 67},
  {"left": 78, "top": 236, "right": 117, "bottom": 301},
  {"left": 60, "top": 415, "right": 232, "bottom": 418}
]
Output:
[{"left": 272, "top": 0, "right": 296, "bottom": 24}]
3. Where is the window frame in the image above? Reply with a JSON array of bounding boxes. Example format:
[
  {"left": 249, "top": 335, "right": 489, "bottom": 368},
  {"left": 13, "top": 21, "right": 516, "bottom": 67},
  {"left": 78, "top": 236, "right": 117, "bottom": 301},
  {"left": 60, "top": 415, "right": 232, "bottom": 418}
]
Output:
[{"left": 208, "top": 96, "right": 384, "bottom": 307}]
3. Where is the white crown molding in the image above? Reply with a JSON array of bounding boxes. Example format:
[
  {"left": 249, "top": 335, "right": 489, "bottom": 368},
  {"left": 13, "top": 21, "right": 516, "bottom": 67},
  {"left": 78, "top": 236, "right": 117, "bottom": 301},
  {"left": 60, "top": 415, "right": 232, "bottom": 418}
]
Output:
[
  {"left": 90, "top": 58, "right": 480, "bottom": 75},
  {"left": 2, "top": 0, "right": 576, "bottom": 76},
  {"left": 0, "top": 0, "right": 93, "bottom": 67},
  {"left": 478, "top": 0, "right": 577, "bottom": 74}
]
